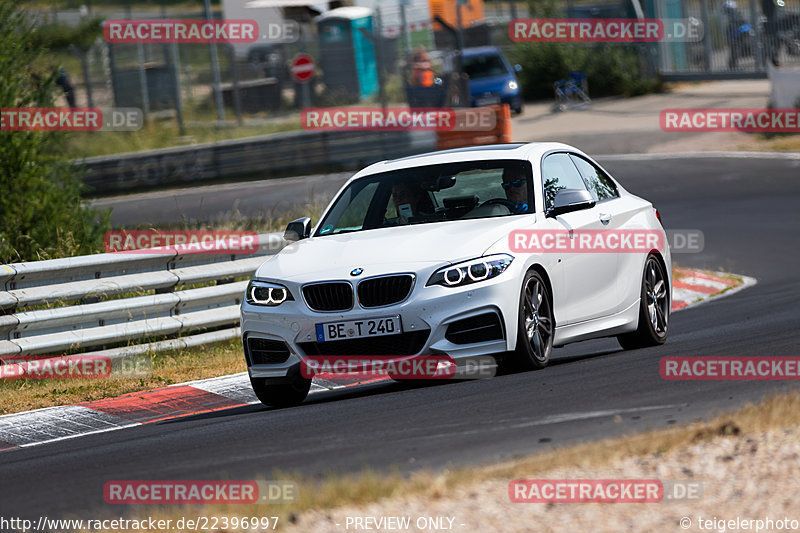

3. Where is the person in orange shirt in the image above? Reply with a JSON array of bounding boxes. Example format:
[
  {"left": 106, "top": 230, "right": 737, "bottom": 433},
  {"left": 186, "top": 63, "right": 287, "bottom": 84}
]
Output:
[{"left": 410, "top": 46, "right": 434, "bottom": 87}]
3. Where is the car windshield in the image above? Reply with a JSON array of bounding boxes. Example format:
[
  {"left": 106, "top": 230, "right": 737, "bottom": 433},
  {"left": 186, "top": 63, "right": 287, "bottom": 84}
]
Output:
[
  {"left": 315, "top": 160, "right": 533, "bottom": 236},
  {"left": 462, "top": 53, "right": 509, "bottom": 79}
]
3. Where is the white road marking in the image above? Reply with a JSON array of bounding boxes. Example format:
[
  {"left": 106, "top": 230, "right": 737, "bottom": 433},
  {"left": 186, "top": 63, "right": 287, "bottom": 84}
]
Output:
[
  {"left": 673, "top": 287, "right": 703, "bottom": 304},
  {"left": 511, "top": 404, "right": 687, "bottom": 429},
  {"left": 674, "top": 273, "right": 757, "bottom": 311},
  {"left": 183, "top": 372, "right": 260, "bottom": 404},
  {"left": 0, "top": 405, "right": 138, "bottom": 448},
  {"left": 682, "top": 276, "right": 731, "bottom": 291}
]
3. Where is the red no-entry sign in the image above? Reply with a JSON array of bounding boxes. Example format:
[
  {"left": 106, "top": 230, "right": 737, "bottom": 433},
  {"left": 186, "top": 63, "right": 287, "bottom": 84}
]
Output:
[{"left": 291, "top": 53, "right": 315, "bottom": 83}]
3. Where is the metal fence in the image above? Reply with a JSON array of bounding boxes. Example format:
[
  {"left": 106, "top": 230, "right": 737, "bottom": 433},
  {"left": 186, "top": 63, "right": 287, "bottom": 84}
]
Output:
[
  {"left": 36, "top": 1, "right": 513, "bottom": 133},
  {"left": 657, "top": 0, "right": 800, "bottom": 79},
  {"left": 0, "top": 233, "right": 285, "bottom": 360},
  {"left": 31, "top": 0, "right": 799, "bottom": 133}
]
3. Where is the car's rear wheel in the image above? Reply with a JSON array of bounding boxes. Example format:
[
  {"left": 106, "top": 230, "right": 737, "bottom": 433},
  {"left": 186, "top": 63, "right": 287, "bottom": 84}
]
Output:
[
  {"left": 617, "top": 254, "right": 669, "bottom": 350},
  {"left": 510, "top": 270, "right": 553, "bottom": 370},
  {"left": 250, "top": 375, "right": 311, "bottom": 407}
]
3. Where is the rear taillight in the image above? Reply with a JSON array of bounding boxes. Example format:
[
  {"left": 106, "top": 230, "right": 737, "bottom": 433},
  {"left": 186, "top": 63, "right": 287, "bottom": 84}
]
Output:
[{"left": 654, "top": 208, "right": 663, "bottom": 226}]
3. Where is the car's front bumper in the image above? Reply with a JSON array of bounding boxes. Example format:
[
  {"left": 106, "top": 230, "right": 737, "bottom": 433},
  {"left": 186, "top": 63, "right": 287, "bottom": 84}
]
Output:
[{"left": 241, "top": 268, "right": 522, "bottom": 378}]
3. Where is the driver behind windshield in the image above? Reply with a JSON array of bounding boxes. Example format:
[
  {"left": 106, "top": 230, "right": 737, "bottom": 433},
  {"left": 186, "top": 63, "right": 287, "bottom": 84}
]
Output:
[
  {"left": 501, "top": 168, "right": 530, "bottom": 213},
  {"left": 462, "top": 168, "right": 529, "bottom": 219}
]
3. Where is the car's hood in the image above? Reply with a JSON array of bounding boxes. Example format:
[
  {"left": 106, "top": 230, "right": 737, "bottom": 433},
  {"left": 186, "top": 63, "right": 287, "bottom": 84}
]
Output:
[
  {"left": 256, "top": 216, "right": 533, "bottom": 281},
  {"left": 469, "top": 75, "right": 514, "bottom": 95}
]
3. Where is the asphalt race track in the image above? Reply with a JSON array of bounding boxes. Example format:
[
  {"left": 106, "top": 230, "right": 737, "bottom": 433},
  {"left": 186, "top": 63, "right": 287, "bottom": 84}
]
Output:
[{"left": 4, "top": 155, "right": 800, "bottom": 520}]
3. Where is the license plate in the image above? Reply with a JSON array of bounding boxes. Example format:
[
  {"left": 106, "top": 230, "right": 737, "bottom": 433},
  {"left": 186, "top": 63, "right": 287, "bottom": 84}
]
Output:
[
  {"left": 315, "top": 316, "right": 402, "bottom": 342},
  {"left": 477, "top": 96, "right": 501, "bottom": 106}
]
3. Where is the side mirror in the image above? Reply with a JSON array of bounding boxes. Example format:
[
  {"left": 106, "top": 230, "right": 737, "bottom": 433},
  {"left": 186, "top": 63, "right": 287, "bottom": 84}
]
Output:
[
  {"left": 284, "top": 217, "right": 311, "bottom": 241},
  {"left": 547, "top": 189, "right": 595, "bottom": 218},
  {"left": 514, "top": 64, "right": 522, "bottom": 72}
]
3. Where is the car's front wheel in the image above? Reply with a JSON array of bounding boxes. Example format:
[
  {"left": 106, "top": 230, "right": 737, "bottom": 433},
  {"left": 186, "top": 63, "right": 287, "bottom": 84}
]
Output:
[
  {"left": 617, "top": 254, "right": 669, "bottom": 350},
  {"left": 250, "top": 375, "right": 311, "bottom": 407},
  {"left": 509, "top": 270, "right": 553, "bottom": 370}
]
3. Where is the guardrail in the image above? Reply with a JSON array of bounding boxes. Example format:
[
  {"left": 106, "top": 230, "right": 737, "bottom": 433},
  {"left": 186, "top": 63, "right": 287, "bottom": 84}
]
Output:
[
  {"left": 0, "top": 233, "right": 286, "bottom": 360},
  {"left": 81, "top": 129, "right": 437, "bottom": 195},
  {"left": 79, "top": 106, "right": 513, "bottom": 195}
]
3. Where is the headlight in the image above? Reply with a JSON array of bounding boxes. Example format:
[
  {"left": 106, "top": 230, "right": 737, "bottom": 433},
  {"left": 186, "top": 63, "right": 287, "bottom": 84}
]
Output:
[
  {"left": 245, "top": 281, "right": 294, "bottom": 306},
  {"left": 507, "top": 80, "right": 519, "bottom": 91},
  {"left": 426, "top": 254, "right": 514, "bottom": 288}
]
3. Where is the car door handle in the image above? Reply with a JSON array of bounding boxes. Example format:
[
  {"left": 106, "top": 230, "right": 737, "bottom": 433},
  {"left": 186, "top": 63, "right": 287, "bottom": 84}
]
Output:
[{"left": 599, "top": 213, "right": 612, "bottom": 224}]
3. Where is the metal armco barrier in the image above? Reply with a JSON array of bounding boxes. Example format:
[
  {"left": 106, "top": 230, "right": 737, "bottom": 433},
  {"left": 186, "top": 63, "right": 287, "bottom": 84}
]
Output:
[
  {"left": 80, "top": 129, "right": 436, "bottom": 194},
  {"left": 0, "top": 233, "right": 286, "bottom": 359},
  {"left": 79, "top": 107, "right": 513, "bottom": 195}
]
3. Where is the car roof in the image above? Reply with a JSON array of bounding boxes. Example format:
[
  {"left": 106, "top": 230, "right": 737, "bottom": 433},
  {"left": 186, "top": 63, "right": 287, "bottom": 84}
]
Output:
[
  {"left": 316, "top": 6, "right": 372, "bottom": 21},
  {"left": 462, "top": 46, "right": 502, "bottom": 57},
  {"left": 352, "top": 142, "right": 581, "bottom": 179}
]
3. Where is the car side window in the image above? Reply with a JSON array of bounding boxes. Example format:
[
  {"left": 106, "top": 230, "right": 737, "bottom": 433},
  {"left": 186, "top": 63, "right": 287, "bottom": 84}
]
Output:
[
  {"left": 541, "top": 153, "right": 589, "bottom": 211},
  {"left": 569, "top": 155, "right": 619, "bottom": 202}
]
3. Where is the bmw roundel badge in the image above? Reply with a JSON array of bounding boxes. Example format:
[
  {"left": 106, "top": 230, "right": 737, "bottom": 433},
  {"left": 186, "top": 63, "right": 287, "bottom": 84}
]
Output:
[{"left": 350, "top": 268, "right": 363, "bottom": 276}]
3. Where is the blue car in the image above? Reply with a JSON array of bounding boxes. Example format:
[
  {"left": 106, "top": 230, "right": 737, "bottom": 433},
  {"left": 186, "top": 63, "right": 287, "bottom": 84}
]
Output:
[{"left": 462, "top": 46, "right": 523, "bottom": 115}]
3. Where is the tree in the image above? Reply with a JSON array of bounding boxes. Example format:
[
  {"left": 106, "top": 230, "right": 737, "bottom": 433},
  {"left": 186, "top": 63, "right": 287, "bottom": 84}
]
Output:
[
  {"left": 0, "top": 0, "right": 109, "bottom": 263},
  {"left": 526, "top": 0, "right": 561, "bottom": 17},
  {"left": 29, "top": 16, "right": 104, "bottom": 107}
]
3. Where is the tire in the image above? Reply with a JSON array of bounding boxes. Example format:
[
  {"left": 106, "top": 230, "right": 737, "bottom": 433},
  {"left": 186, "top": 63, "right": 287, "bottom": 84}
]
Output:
[
  {"left": 250, "top": 375, "right": 311, "bottom": 407},
  {"left": 508, "top": 270, "right": 554, "bottom": 371},
  {"left": 617, "top": 254, "right": 669, "bottom": 350}
]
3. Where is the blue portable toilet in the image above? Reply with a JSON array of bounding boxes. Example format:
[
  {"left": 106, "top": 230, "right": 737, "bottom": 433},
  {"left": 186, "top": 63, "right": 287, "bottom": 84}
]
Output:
[{"left": 317, "top": 6, "right": 378, "bottom": 101}]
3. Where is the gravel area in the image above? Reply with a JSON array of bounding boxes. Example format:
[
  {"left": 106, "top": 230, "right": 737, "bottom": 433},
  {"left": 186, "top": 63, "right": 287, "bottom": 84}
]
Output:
[{"left": 287, "top": 426, "right": 800, "bottom": 532}]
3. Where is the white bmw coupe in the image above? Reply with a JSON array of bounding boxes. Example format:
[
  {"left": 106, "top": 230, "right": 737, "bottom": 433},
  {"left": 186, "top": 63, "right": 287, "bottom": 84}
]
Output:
[{"left": 241, "top": 143, "right": 671, "bottom": 406}]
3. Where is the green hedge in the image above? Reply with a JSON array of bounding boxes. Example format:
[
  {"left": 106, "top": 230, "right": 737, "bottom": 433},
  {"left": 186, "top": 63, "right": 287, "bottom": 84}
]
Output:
[
  {"left": 29, "top": 17, "right": 103, "bottom": 52},
  {"left": 0, "top": 0, "right": 109, "bottom": 263},
  {"left": 508, "top": 43, "right": 663, "bottom": 101}
]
